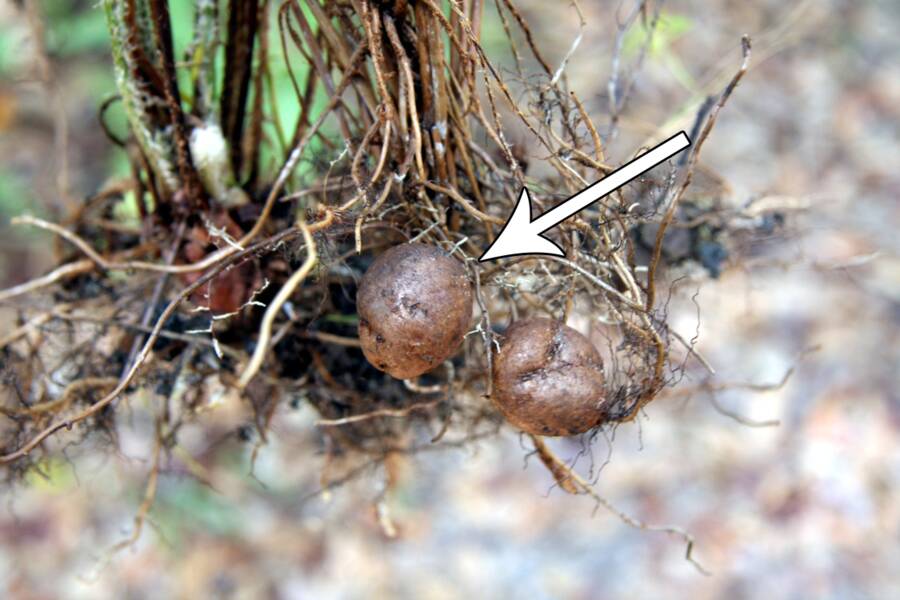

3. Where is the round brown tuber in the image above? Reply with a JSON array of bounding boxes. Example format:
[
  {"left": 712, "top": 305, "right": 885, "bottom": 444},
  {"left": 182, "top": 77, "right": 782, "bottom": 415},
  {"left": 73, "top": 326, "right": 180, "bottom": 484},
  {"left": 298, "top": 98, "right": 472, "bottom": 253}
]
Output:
[
  {"left": 357, "top": 243, "right": 473, "bottom": 379},
  {"left": 491, "top": 318, "right": 607, "bottom": 436}
]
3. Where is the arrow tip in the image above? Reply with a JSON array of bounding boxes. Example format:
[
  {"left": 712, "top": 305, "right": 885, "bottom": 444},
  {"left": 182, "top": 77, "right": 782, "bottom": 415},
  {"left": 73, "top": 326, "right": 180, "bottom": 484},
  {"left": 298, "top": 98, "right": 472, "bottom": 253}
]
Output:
[{"left": 478, "top": 188, "right": 565, "bottom": 262}]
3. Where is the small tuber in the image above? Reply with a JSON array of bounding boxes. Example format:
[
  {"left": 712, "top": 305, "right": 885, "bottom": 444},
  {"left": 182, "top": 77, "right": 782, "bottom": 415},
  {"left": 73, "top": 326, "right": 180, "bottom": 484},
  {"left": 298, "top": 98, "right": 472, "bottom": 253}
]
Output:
[
  {"left": 491, "top": 318, "right": 607, "bottom": 436},
  {"left": 357, "top": 243, "right": 473, "bottom": 379}
]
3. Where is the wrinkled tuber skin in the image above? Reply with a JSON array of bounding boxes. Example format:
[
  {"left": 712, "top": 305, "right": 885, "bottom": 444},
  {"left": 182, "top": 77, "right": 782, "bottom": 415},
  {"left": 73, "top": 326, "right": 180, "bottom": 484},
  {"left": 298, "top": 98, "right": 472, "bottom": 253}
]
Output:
[
  {"left": 357, "top": 243, "right": 473, "bottom": 379},
  {"left": 492, "top": 318, "right": 607, "bottom": 436}
]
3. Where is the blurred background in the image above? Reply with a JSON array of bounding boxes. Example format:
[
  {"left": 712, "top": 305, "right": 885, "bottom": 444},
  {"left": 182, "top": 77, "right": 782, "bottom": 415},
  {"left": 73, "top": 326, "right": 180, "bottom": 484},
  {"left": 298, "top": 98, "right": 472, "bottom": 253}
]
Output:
[{"left": 1, "top": 0, "right": 898, "bottom": 598}]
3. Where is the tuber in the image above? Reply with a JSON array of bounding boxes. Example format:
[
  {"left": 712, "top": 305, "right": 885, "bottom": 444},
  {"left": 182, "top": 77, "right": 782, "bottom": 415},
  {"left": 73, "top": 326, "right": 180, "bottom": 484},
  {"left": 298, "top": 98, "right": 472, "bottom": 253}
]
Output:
[
  {"left": 492, "top": 318, "right": 607, "bottom": 436},
  {"left": 357, "top": 243, "right": 473, "bottom": 379}
]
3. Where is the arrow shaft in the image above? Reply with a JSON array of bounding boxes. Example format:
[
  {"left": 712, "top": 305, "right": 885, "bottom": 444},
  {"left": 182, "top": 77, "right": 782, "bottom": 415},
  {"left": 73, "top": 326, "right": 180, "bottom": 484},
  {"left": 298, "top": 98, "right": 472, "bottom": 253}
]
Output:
[{"left": 531, "top": 132, "right": 691, "bottom": 233}]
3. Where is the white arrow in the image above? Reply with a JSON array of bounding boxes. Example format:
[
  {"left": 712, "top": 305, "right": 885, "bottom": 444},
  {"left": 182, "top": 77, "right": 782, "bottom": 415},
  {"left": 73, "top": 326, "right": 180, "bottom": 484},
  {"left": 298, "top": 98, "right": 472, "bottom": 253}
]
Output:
[{"left": 478, "top": 131, "right": 691, "bottom": 262}]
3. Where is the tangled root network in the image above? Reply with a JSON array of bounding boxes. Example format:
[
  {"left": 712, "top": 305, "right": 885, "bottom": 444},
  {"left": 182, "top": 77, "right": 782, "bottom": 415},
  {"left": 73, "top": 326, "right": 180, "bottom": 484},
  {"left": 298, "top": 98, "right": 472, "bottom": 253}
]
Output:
[{"left": 0, "top": 0, "right": 767, "bottom": 570}]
